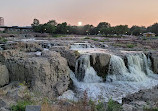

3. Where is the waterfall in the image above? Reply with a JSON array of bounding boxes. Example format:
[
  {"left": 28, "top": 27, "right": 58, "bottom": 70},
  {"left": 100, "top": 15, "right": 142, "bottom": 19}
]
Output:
[
  {"left": 67, "top": 52, "right": 158, "bottom": 103},
  {"left": 107, "top": 53, "right": 154, "bottom": 82},
  {"left": 75, "top": 55, "right": 102, "bottom": 83}
]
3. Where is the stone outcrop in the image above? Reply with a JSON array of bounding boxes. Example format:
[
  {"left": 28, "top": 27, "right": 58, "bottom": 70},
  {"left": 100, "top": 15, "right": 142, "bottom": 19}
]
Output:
[
  {"left": 4, "top": 42, "right": 43, "bottom": 52},
  {"left": 0, "top": 64, "right": 9, "bottom": 87},
  {"left": 0, "top": 50, "right": 70, "bottom": 98},
  {"left": 90, "top": 53, "right": 111, "bottom": 80},
  {"left": 150, "top": 52, "right": 158, "bottom": 74},
  {"left": 50, "top": 46, "right": 80, "bottom": 72}
]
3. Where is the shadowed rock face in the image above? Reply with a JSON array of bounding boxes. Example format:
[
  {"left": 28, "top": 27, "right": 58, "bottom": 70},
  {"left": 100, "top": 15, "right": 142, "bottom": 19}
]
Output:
[
  {"left": 150, "top": 52, "right": 158, "bottom": 74},
  {"left": 50, "top": 46, "right": 80, "bottom": 72},
  {"left": 0, "top": 50, "right": 70, "bottom": 98},
  {"left": 90, "top": 53, "right": 111, "bottom": 80}
]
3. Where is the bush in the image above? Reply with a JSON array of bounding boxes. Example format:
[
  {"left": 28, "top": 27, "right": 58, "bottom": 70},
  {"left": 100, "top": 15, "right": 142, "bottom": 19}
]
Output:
[
  {"left": 11, "top": 100, "right": 33, "bottom": 111},
  {"left": 84, "top": 37, "right": 90, "bottom": 39},
  {"left": 91, "top": 38, "right": 99, "bottom": 41},
  {"left": 144, "top": 107, "right": 158, "bottom": 111},
  {"left": 106, "top": 99, "right": 122, "bottom": 111},
  {"left": 126, "top": 44, "right": 135, "bottom": 48},
  {"left": 96, "top": 101, "right": 106, "bottom": 111},
  {"left": 100, "top": 40, "right": 105, "bottom": 42}
]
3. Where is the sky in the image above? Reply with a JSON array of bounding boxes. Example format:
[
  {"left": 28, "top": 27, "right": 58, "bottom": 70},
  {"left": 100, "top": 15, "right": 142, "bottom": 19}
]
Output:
[{"left": 0, "top": 0, "right": 158, "bottom": 27}]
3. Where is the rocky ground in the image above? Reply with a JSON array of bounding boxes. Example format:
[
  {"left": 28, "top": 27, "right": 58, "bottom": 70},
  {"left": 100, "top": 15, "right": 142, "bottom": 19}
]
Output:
[{"left": 0, "top": 34, "right": 157, "bottom": 111}]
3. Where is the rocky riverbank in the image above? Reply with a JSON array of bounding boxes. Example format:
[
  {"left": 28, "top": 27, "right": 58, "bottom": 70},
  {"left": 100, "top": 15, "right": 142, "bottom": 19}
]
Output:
[{"left": 0, "top": 35, "right": 158, "bottom": 111}]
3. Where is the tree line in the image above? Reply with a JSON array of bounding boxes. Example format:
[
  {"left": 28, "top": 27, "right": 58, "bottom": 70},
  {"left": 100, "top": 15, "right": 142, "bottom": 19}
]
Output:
[{"left": 31, "top": 19, "right": 158, "bottom": 36}]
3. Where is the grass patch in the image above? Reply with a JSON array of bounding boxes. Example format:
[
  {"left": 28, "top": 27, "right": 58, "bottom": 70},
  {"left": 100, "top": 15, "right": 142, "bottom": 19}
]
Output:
[
  {"left": 126, "top": 44, "right": 135, "bottom": 48},
  {"left": 104, "top": 38, "right": 110, "bottom": 41},
  {"left": 91, "top": 38, "right": 99, "bottom": 41},
  {"left": 144, "top": 107, "right": 158, "bottom": 111},
  {"left": 99, "top": 40, "right": 105, "bottom": 42},
  {"left": 52, "top": 34, "right": 67, "bottom": 38},
  {"left": 11, "top": 100, "right": 33, "bottom": 111},
  {"left": 0, "top": 37, "right": 8, "bottom": 43},
  {"left": 84, "top": 37, "right": 91, "bottom": 39},
  {"left": 106, "top": 99, "right": 123, "bottom": 111}
]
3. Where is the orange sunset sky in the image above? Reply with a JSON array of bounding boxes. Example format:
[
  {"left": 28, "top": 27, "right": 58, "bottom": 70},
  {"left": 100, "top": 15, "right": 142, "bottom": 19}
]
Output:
[{"left": 0, "top": 0, "right": 158, "bottom": 27}]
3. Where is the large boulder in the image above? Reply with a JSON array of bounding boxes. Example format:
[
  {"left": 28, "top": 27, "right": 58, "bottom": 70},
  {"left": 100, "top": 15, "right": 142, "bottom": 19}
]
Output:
[
  {"left": 2, "top": 50, "right": 70, "bottom": 98},
  {"left": 90, "top": 53, "right": 111, "bottom": 80}
]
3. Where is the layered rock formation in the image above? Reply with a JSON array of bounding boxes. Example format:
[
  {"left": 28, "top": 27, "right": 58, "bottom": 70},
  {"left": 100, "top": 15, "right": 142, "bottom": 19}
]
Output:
[
  {"left": 90, "top": 53, "right": 111, "bottom": 80},
  {"left": 0, "top": 50, "right": 70, "bottom": 98},
  {"left": 0, "top": 64, "right": 9, "bottom": 87},
  {"left": 50, "top": 46, "right": 80, "bottom": 72}
]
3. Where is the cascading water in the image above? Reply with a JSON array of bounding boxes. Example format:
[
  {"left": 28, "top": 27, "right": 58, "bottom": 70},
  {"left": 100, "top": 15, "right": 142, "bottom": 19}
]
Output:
[
  {"left": 75, "top": 55, "right": 102, "bottom": 83},
  {"left": 107, "top": 53, "right": 151, "bottom": 82},
  {"left": 65, "top": 52, "right": 158, "bottom": 103}
]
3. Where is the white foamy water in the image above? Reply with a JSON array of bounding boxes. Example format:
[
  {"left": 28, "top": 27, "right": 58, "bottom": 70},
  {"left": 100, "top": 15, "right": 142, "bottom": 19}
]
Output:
[
  {"left": 68, "top": 53, "right": 158, "bottom": 103},
  {"left": 75, "top": 55, "right": 102, "bottom": 83}
]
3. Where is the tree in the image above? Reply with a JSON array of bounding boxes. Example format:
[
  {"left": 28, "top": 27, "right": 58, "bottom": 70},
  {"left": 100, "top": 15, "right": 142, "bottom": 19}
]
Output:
[
  {"left": 56, "top": 22, "right": 68, "bottom": 34},
  {"left": 31, "top": 19, "right": 40, "bottom": 27},
  {"left": 31, "top": 19, "right": 41, "bottom": 32},
  {"left": 130, "top": 25, "right": 146, "bottom": 36},
  {"left": 147, "top": 23, "right": 158, "bottom": 35},
  {"left": 97, "top": 22, "right": 111, "bottom": 29},
  {"left": 96, "top": 22, "right": 111, "bottom": 35},
  {"left": 41, "top": 23, "right": 56, "bottom": 33},
  {"left": 114, "top": 25, "right": 129, "bottom": 35},
  {"left": 47, "top": 20, "right": 57, "bottom": 26}
]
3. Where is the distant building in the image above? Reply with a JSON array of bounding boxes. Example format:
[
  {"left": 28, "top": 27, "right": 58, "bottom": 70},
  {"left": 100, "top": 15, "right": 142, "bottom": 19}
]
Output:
[
  {"left": 143, "top": 32, "right": 156, "bottom": 37},
  {"left": 0, "top": 17, "right": 4, "bottom": 31},
  {"left": 0, "top": 17, "right": 4, "bottom": 26}
]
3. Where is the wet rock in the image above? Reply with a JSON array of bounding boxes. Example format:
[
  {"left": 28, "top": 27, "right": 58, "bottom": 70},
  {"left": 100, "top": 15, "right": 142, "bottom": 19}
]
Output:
[
  {"left": 0, "top": 64, "right": 9, "bottom": 87},
  {"left": 90, "top": 53, "right": 111, "bottom": 80}
]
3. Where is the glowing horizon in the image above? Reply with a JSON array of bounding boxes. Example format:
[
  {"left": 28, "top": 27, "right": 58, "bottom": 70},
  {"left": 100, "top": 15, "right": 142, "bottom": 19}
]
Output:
[{"left": 0, "top": 0, "right": 158, "bottom": 27}]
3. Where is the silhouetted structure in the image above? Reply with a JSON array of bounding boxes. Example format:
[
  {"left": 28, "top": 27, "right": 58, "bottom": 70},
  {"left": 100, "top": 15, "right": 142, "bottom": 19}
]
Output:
[
  {"left": 0, "top": 17, "right": 4, "bottom": 31},
  {"left": 0, "top": 17, "right": 4, "bottom": 26}
]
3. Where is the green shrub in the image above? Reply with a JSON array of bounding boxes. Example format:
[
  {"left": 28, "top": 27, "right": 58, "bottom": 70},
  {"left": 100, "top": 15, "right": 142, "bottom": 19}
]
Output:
[
  {"left": 84, "top": 37, "right": 90, "bottom": 39},
  {"left": 91, "top": 38, "right": 99, "bottom": 41},
  {"left": 100, "top": 40, "right": 104, "bottom": 42},
  {"left": 96, "top": 101, "right": 106, "bottom": 111},
  {"left": 2, "top": 39, "right": 8, "bottom": 43},
  {"left": 126, "top": 44, "right": 135, "bottom": 48},
  {"left": 11, "top": 100, "right": 33, "bottom": 111},
  {"left": 106, "top": 99, "right": 122, "bottom": 111},
  {"left": 144, "top": 107, "right": 158, "bottom": 111},
  {"left": 104, "top": 38, "right": 110, "bottom": 41}
]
